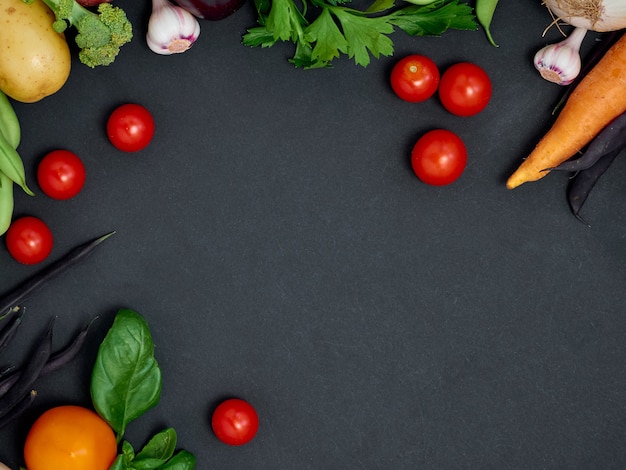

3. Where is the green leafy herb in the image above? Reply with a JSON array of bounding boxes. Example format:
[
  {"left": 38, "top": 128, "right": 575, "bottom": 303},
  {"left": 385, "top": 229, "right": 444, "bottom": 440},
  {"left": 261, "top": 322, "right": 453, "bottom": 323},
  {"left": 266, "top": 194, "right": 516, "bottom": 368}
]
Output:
[
  {"left": 158, "top": 450, "right": 197, "bottom": 469},
  {"left": 109, "top": 442, "right": 135, "bottom": 470},
  {"left": 91, "top": 308, "right": 162, "bottom": 439},
  {"left": 243, "top": 0, "right": 477, "bottom": 68},
  {"left": 110, "top": 428, "right": 196, "bottom": 470},
  {"left": 91, "top": 309, "right": 195, "bottom": 470},
  {"left": 132, "top": 428, "right": 178, "bottom": 469}
]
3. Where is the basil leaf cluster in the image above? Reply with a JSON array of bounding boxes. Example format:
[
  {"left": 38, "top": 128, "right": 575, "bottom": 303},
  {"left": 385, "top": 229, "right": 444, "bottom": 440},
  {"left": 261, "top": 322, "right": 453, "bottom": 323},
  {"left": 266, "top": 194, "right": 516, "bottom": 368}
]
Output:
[{"left": 91, "top": 308, "right": 196, "bottom": 470}]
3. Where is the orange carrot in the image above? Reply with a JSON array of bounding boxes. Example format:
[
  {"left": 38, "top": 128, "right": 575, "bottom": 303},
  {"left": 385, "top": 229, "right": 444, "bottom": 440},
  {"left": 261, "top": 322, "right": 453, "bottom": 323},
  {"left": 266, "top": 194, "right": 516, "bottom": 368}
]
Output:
[{"left": 507, "top": 32, "right": 626, "bottom": 189}]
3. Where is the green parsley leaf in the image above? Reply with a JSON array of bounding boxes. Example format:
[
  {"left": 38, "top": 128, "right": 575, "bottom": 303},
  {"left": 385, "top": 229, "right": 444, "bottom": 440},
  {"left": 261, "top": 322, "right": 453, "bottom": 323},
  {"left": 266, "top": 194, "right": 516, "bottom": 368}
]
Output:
[
  {"left": 266, "top": 0, "right": 308, "bottom": 41},
  {"left": 243, "top": 26, "right": 279, "bottom": 47},
  {"left": 305, "top": 7, "right": 349, "bottom": 67},
  {"left": 365, "top": 0, "right": 396, "bottom": 14},
  {"left": 244, "top": 0, "right": 478, "bottom": 68},
  {"left": 390, "top": 1, "right": 477, "bottom": 36},
  {"left": 331, "top": 8, "right": 395, "bottom": 67},
  {"left": 290, "top": 39, "right": 318, "bottom": 68}
]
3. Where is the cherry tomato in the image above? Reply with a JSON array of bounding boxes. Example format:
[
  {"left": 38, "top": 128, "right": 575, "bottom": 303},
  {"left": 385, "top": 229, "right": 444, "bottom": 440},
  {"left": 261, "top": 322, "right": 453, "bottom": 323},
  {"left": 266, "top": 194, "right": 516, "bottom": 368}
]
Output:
[
  {"left": 390, "top": 54, "right": 440, "bottom": 103},
  {"left": 24, "top": 405, "right": 117, "bottom": 470},
  {"left": 37, "top": 149, "right": 86, "bottom": 200},
  {"left": 411, "top": 129, "right": 467, "bottom": 186},
  {"left": 211, "top": 398, "right": 259, "bottom": 446},
  {"left": 438, "top": 62, "right": 492, "bottom": 116},
  {"left": 5, "top": 216, "right": 53, "bottom": 264},
  {"left": 107, "top": 103, "right": 155, "bottom": 152}
]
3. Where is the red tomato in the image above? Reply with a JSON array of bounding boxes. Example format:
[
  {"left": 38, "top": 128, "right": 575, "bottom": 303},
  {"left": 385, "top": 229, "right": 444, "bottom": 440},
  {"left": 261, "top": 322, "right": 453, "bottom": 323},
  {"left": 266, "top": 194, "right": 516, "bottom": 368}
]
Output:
[
  {"left": 438, "top": 62, "right": 492, "bottom": 116},
  {"left": 211, "top": 398, "right": 259, "bottom": 446},
  {"left": 390, "top": 55, "right": 440, "bottom": 103},
  {"left": 107, "top": 104, "right": 155, "bottom": 152},
  {"left": 37, "top": 150, "right": 86, "bottom": 200},
  {"left": 411, "top": 129, "right": 467, "bottom": 186},
  {"left": 5, "top": 216, "right": 53, "bottom": 264}
]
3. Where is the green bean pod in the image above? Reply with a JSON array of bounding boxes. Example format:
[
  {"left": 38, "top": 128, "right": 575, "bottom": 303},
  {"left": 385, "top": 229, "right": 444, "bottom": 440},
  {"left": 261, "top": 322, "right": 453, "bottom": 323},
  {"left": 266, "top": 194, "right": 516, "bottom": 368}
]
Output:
[
  {"left": 476, "top": 0, "right": 499, "bottom": 47},
  {"left": 0, "top": 92, "right": 26, "bottom": 235},
  {"left": 0, "top": 131, "right": 32, "bottom": 196},
  {"left": 0, "top": 172, "right": 13, "bottom": 236},
  {"left": 0, "top": 91, "right": 20, "bottom": 149}
]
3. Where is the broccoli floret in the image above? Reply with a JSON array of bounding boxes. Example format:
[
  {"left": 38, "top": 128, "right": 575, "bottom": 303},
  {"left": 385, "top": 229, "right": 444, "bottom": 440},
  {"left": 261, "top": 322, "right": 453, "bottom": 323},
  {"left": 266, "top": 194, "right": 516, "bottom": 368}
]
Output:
[{"left": 41, "top": 0, "right": 133, "bottom": 67}]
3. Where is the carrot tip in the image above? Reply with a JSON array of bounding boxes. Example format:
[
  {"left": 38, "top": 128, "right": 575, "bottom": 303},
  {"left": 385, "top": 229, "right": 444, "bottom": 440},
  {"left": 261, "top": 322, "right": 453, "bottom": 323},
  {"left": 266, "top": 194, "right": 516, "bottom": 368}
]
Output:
[{"left": 506, "top": 176, "right": 522, "bottom": 190}]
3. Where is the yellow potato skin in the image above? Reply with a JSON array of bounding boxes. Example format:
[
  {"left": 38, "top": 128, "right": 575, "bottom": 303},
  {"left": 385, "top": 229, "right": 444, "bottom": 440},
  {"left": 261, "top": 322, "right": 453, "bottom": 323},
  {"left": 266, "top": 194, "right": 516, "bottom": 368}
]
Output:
[{"left": 0, "top": 0, "right": 71, "bottom": 103}]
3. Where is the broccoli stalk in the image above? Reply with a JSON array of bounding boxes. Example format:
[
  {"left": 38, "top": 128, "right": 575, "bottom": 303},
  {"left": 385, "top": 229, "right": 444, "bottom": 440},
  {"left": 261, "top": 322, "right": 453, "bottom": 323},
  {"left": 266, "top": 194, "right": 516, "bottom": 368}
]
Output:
[{"left": 40, "top": 0, "right": 133, "bottom": 68}]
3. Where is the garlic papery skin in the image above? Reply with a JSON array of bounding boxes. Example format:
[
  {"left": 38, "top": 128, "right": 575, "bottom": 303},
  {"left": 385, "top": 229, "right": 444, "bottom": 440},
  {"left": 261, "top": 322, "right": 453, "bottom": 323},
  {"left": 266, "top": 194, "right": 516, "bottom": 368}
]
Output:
[
  {"left": 544, "top": 0, "right": 626, "bottom": 32},
  {"left": 534, "top": 27, "right": 587, "bottom": 85},
  {"left": 147, "top": 0, "right": 201, "bottom": 55}
]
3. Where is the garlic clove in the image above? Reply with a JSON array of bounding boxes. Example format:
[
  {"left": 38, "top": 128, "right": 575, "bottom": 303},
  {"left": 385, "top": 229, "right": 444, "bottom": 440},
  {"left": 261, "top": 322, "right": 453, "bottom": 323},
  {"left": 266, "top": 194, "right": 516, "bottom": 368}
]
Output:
[
  {"left": 534, "top": 27, "right": 587, "bottom": 85},
  {"left": 147, "top": 0, "right": 201, "bottom": 55}
]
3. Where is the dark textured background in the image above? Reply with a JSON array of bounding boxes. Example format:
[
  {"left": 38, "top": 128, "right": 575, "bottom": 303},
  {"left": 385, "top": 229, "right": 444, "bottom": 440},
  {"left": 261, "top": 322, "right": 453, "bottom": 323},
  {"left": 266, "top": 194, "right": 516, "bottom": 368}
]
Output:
[{"left": 1, "top": 1, "right": 625, "bottom": 468}]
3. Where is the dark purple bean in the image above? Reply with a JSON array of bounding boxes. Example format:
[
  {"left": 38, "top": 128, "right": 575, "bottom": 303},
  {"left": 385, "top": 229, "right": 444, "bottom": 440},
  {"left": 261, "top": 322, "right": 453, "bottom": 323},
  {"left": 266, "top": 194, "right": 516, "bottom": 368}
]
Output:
[
  {"left": 0, "top": 371, "right": 21, "bottom": 398},
  {"left": 0, "top": 231, "right": 115, "bottom": 316},
  {"left": 547, "top": 110, "right": 626, "bottom": 172},
  {"left": 0, "top": 318, "right": 54, "bottom": 420},
  {"left": 0, "top": 317, "right": 97, "bottom": 397},
  {"left": 44, "top": 316, "right": 97, "bottom": 372},
  {"left": 567, "top": 149, "right": 620, "bottom": 225},
  {"left": 0, "top": 389, "right": 36, "bottom": 430},
  {"left": 0, "top": 366, "right": 15, "bottom": 379},
  {"left": 0, "top": 306, "right": 24, "bottom": 355},
  {"left": 0, "top": 370, "right": 20, "bottom": 397}
]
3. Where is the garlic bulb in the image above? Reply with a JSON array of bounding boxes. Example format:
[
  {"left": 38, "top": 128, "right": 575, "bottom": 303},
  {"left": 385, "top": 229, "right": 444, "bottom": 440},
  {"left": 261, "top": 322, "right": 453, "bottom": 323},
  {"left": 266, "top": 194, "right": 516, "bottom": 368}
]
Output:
[
  {"left": 147, "top": 0, "right": 201, "bottom": 55},
  {"left": 544, "top": 0, "right": 626, "bottom": 32},
  {"left": 534, "top": 27, "right": 587, "bottom": 85}
]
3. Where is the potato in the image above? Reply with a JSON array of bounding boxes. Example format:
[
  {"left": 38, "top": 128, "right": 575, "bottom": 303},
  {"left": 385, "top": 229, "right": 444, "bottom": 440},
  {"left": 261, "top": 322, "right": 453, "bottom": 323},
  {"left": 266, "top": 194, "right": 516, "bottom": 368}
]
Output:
[{"left": 0, "top": 0, "right": 71, "bottom": 103}]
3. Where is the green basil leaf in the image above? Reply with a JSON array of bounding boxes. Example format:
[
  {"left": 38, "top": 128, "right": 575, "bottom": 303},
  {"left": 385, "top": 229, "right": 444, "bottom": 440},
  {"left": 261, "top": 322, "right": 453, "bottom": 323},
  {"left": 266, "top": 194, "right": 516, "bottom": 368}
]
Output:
[
  {"left": 91, "top": 308, "right": 162, "bottom": 439},
  {"left": 132, "top": 428, "right": 178, "bottom": 469},
  {"left": 110, "top": 441, "right": 135, "bottom": 470},
  {"left": 109, "top": 455, "right": 127, "bottom": 470},
  {"left": 122, "top": 440, "right": 136, "bottom": 459},
  {"left": 159, "top": 450, "right": 197, "bottom": 470}
]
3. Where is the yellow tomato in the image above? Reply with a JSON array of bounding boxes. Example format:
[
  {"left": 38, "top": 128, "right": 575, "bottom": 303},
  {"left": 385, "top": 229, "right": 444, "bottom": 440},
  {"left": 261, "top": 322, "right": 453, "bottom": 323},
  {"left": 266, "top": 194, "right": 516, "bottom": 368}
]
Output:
[{"left": 24, "top": 405, "right": 117, "bottom": 470}]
